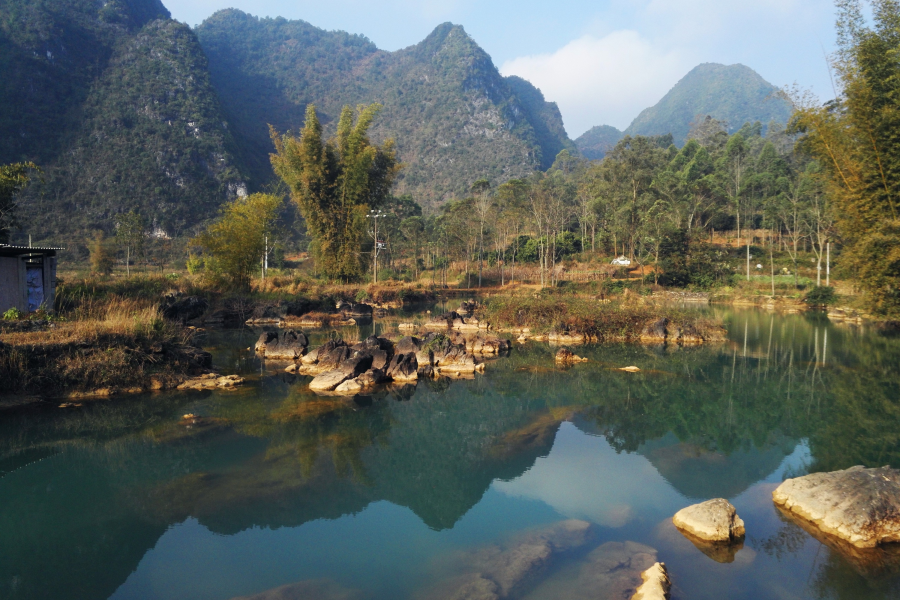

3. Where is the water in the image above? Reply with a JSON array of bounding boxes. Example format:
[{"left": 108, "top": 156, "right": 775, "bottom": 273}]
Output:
[{"left": 1, "top": 308, "right": 899, "bottom": 600}]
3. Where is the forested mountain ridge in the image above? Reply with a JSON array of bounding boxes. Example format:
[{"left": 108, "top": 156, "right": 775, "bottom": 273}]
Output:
[
  {"left": 623, "top": 63, "right": 793, "bottom": 145},
  {"left": 195, "top": 12, "right": 575, "bottom": 207},
  {"left": 574, "top": 125, "right": 624, "bottom": 160},
  {"left": 0, "top": 0, "right": 246, "bottom": 244}
]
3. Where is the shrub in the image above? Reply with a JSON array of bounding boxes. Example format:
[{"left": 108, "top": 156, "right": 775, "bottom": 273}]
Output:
[
  {"left": 3, "top": 307, "right": 23, "bottom": 321},
  {"left": 804, "top": 286, "right": 837, "bottom": 306}
]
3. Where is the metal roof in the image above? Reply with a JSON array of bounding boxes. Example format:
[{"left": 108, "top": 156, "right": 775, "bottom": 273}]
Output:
[{"left": 0, "top": 244, "right": 65, "bottom": 251}]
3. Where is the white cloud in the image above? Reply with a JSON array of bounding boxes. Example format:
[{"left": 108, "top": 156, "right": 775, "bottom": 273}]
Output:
[{"left": 501, "top": 30, "right": 693, "bottom": 137}]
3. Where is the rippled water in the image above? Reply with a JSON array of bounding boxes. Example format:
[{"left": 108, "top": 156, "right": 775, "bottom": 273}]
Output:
[{"left": 1, "top": 308, "right": 899, "bottom": 600}]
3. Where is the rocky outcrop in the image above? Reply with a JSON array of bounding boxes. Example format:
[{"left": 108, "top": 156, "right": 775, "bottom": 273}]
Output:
[
  {"left": 309, "top": 352, "right": 374, "bottom": 391},
  {"left": 519, "top": 540, "right": 659, "bottom": 600},
  {"left": 416, "top": 520, "right": 592, "bottom": 600},
  {"left": 640, "top": 318, "right": 669, "bottom": 343},
  {"left": 672, "top": 498, "right": 745, "bottom": 543},
  {"left": 630, "top": 562, "right": 671, "bottom": 600},
  {"left": 463, "top": 334, "right": 512, "bottom": 356},
  {"left": 254, "top": 330, "right": 309, "bottom": 359},
  {"left": 772, "top": 466, "right": 900, "bottom": 549}
]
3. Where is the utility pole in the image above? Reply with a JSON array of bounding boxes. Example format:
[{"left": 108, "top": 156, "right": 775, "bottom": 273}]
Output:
[{"left": 368, "top": 210, "right": 384, "bottom": 284}]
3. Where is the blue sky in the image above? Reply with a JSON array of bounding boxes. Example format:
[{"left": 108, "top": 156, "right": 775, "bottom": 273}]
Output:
[{"left": 169, "top": 0, "right": 840, "bottom": 137}]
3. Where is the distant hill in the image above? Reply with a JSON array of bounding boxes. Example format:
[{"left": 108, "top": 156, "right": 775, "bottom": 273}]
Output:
[
  {"left": 574, "top": 125, "right": 624, "bottom": 160},
  {"left": 195, "top": 12, "right": 575, "bottom": 208},
  {"left": 623, "top": 63, "right": 793, "bottom": 145},
  {"left": 1, "top": 0, "right": 246, "bottom": 243}
]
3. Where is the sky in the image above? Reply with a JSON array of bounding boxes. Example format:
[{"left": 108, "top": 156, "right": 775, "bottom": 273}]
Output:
[{"left": 168, "top": 0, "right": 840, "bottom": 138}]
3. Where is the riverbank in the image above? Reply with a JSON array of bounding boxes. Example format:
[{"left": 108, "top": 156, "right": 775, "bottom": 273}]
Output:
[{"left": 0, "top": 298, "right": 223, "bottom": 405}]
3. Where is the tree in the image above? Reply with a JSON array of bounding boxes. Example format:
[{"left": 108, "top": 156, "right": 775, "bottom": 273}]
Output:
[
  {"left": 115, "top": 210, "right": 146, "bottom": 277},
  {"left": 792, "top": 0, "right": 900, "bottom": 314},
  {"left": 88, "top": 231, "right": 114, "bottom": 275},
  {"left": 0, "top": 162, "right": 39, "bottom": 243},
  {"left": 192, "top": 193, "right": 283, "bottom": 290},
  {"left": 270, "top": 104, "right": 399, "bottom": 281},
  {"left": 471, "top": 179, "right": 492, "bottom": 287}
]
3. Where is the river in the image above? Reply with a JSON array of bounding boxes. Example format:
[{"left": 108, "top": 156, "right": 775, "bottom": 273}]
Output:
[{"left": 1, "top": 307, "right": 898, "bottom": 600}]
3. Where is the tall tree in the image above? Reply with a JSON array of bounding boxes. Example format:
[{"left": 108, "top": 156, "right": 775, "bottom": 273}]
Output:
[
  {"left": 0, "top": 162, "right": 39, "bottom": 244},
  {"left": 270, "top": 104, "right": 399, "bottom": 281},
  {"left": 115, "top": 210, "right": 146, "bottom": 277},
  {"left": 793, "top": 0, "right": 900, "bottom": 314},
  {"left": 192, "top": 193, "right": 283, "bottom": 290}
]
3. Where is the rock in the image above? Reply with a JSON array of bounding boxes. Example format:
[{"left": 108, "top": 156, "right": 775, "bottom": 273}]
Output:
[
  {"left": 309, "top": 370, "right": 352, "bottom": 392},
  {"left": 555, "top": 347, "right": 587, "bottom": 363},
  {"left": 182, "top": 346, "right": 213, "bottom": 369},
  {"left": 772, "top": 465, "right": 900, "bottom": 548},
  {"left": 339, "top": 302, "right": 373, "bottom": 318},
  {"left": 228, "top": 578, "right": 361, "bottom": 600},
  {"left": 162, "top": 295, "right": 208, "bottom": 323},
  {"left": 521, "top": 540, "right": 657, "bottom": 600},
  {"left": 334, "top": 378, "right": 365, "bottom": 394},
  {"left": 630, "top": 562, "right": 671, "bottom": 600},
  {"left": 673, "top": 498, "right": 745, "bottom": 543},
  {"left": 619, "top": 366, "right": 641, "bottom": 373},
  {"left": 416, "top": 574, "right": 499, "bottom": 600},
  {"left": 255, "top": 330, "right": 308, "bottom": 359},
  {"left": 177, "top": 374, "right": 245, "bottom": 390},
  {"left": 420, "top": 520, "right": 592, "bottom": 600},
  {"left": 398, "top": 322, "right": 417, "bottom": 330},
  {"left": 369, "top": 348, "right": 389, "bottom": 370},
  {"left": 357, "top": 368, "right": 387, "bottom": 387},
  {"left": 337, "top": 354, "right": 374, "bottom": 377},
  {"left": 396, "top": 335, "right": 422, "bottom": 354},
  {"left": 640, "top": 318, "right": 669, "bottom": 343},
  {"left": 317, "top": 345, "right": 353, "bottom": 372},
  {"left": 466, "top": 335, "right": 511, "bottom": 355},
  {"left": 386, "top": 352, "right": 419, "bottom": 382}
]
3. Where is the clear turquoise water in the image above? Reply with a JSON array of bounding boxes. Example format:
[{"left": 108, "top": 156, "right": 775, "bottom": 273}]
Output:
[{"left": 1, "top": 308, "right": 899, "bottom": 600}]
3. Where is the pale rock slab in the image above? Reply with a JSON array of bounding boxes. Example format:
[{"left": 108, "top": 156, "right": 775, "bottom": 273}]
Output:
[
  {"left": 630, "top": 562, "right": 671, "bottom": 600},
  {"left": 672, "top": 498, "right": 745, "bottom": 542},
  {"left": 772, "top": 465, "right": 900, "bottom": 548}
]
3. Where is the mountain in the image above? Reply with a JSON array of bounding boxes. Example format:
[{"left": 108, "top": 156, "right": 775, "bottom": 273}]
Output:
[
  {"left": 1, "top": 0, "right": 246, "bottom": 243},
  {"left": 574, "top": 125, "right": 624, "bottom": 160},
  {"left": 623, "top": 63, "right": 793, "bottom": 146},
  {"left": 195, "top": 12, "right": 576, "bottom": 208}
]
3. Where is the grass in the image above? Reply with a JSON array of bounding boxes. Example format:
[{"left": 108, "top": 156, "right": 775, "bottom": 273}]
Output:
[
  {"left": 480, "top": 293, "right": 724, "bottom": 342},
  {"left": 0, "top": 296, "right": 198, "bottom": 396}
]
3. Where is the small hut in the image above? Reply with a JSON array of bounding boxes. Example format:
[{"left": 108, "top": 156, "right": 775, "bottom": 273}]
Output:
[{"left": 0, "top": 244, "right": 61, "bottom": 314}]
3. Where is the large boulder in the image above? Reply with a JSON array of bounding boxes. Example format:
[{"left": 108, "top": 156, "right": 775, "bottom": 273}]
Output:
[
  {"left": 386, "top": 352, "right": 419, "bottom": 382},
  {"left": 772, "top": 465, "right": 900, "bottom": 548},
  {"left": 309, "top": 370, "right": 352, "bottom": 392},
  {"left": 466, "top": 335, "right": 511, "bottom": 355},
  {"left": 435, "top": 345, "right": 481, "bottom": 374},
  {"left": 255, "top": 330, "right": 309, "bottom": 359},
  {"left": 672, "top": 498, "right": 745, "bottom": 543}
]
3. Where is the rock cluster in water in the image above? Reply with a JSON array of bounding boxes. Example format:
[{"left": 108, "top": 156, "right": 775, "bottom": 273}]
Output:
[{"left": 264, "top": 331, "right": 510, "bottom": 394}]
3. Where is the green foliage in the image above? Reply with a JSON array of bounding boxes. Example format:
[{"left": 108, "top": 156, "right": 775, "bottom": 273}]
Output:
[
  {"left": 0, "top": 162, "right": 39, "bottom": 243},
  {"left": 804, "top": 285, "right": 837, "bottom": 306},
  {"left": 88, "top": 231, "right": 114, "bottom": 275},
  {"left": 2, "top": 307, "right": 23, "bottom": 321},
  {"left": 624, "top": 63, "right": 793, "bottom": 145},
  {"left": 792, "top": 0, "right": 900, "bottom": 316},
  {"left": 271, "top": 104, "right": 399, "bottom": 281},
  {"left": 574, "top": 125, "right": 624, "bottom": 160},
  {"left": 192, "top": 193, "right": 283, "bottom": 290}
]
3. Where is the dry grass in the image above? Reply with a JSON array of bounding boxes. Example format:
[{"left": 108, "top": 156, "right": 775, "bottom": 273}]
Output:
[{"left": 0, "top": 297, "right": 197, "bottom": 396}]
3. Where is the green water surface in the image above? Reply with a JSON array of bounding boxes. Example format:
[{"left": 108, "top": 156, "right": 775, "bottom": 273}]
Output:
[{"left": 1, "top": 308, "right": 899, "bottom": 600}]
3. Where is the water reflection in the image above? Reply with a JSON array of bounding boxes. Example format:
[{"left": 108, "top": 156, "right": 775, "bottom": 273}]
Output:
[{"left": 0, "top": 309, "right": 899, "bottom": 599}]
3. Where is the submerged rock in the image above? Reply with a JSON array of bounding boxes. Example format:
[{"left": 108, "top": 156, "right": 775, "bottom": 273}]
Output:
[
  {"left": 630, "top": 562, "right": 671, "bottom": 600},
  {"left": 177, "top": 374, "right": 244, "bottom": 391},
  {"left": 228, "top": 578, "right": 361, "bottom": 600},
  {"left": 672, "top": 498, "right": 745, "bottom": 543},
  {"left": 523, "top": 540, "right": 658, "bottom": 600},
  {"left": 417, "top": 520, "right": 592, "bottom": 600},
  {"left": 772, "top": 465, "right": 900, "bottom": 549},
  {"left": 555, "top": 347, "right": 587, "bottom": 363}
]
